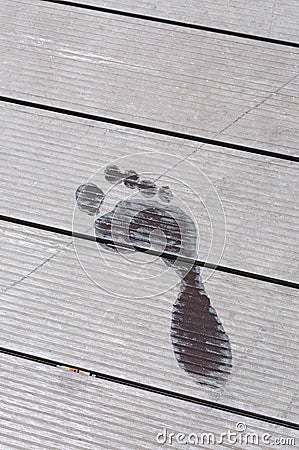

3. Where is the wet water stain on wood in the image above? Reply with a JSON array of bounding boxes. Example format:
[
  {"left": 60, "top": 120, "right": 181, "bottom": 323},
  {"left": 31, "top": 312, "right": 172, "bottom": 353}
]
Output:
[{"left": 76, "top": 171, "right": 232, "bottom": 387}]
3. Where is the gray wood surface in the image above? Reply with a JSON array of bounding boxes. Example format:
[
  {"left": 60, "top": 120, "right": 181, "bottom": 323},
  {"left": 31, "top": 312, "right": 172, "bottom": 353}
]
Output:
[
  {"left": 1, "top": 221, "right": 298, "bottom": 422},
  {"left": 0, "top": 0, "right": 298, "bottom": 439},
  {"left": 1, "top": 104, "right": 298, "bottom": 283},
  {"left": 0, "top": 222, "right": 69, "bottom": 291},
  {"left": 71, "top": 0, "right": 299, "bottom": 43},
  {"left": 1, "top": 354, "right": 297, "bottom": 449},
  {"left": 1, "top": 0, "right": 299, "bottom": 156}
]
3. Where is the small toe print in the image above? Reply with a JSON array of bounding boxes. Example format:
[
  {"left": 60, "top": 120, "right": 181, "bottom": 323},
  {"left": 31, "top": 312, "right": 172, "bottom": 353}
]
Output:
[
  {"left": 158, "top": 186, "right": 174, "bottom": 203},
  {"left": 104, "top": 165, "right": 124, "bottom": 184},
  {"left": 124, "top": 169, "right": 139, "bottom": 189},
  {"left": 76, "top": 183, "right": 105, "bottom": 216},
  {"left": 138, "top": 180, "right": 158, "bottom": 197}
]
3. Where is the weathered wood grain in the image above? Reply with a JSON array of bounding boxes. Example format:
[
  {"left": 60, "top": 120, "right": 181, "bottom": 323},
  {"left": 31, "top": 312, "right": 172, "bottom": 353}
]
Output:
[
  {"left": 70, "top": 0, "right": 299, "bottom": 43},
  {"left": 1, "top": 104, "right": 298, "bottom": 283},
  {"left": 0, "top": 354, "right": 297, "bottom": 449},
  {"left": 1, "top": 221, "right": 298, "bottom": 421},
  {"left": 1, "top": 0, "right": 299, "bottom": 156},
  {"left": 0, "top": 222, "right": 69, "bottom": 291}
]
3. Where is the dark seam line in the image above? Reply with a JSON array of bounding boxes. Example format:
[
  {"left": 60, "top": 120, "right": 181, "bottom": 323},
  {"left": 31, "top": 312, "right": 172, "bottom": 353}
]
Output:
[
  {"left": 0, "top": 346, "right": 298, "bottom": 430},
  {"left": 40, "top": 0, "right": 299, "bottom": 49},
  {"left": 1, "top": 214, "right": 298, "bottom": 290},
  {"left": 1, "top": 96, "right": 299, "bottom": 163}
]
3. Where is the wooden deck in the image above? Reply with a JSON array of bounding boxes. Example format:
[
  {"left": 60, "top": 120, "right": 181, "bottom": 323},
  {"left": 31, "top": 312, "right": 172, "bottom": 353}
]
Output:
[{"left": 0, "top": 0, "right": 298, "bottom": 448}]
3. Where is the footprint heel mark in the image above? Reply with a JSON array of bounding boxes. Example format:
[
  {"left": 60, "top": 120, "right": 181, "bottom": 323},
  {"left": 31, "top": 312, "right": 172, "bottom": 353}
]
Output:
[
  {"left": 126, "top": 203, "right": 232, "bottom": 385},
  {"left": 171, "top": 263, "right": 232, "bottom": 386}
]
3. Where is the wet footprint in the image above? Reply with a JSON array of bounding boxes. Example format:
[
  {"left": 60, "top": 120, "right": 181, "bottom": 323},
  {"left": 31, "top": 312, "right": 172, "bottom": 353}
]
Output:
[{"left": 76, "top": 166, "right": 232, "bottom": 386}]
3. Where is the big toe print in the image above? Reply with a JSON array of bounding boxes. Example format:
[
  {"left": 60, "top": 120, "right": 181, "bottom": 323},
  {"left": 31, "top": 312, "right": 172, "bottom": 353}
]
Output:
[{"left": 76, "top": 165, "right": 232, "bottom": 386}]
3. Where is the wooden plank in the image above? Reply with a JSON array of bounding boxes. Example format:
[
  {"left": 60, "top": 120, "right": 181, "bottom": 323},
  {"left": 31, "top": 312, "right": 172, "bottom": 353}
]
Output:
[
  {"left": 70, "top": 0, "right": 299, "bottom": 43},
  {"left": 1, "top": 0, "right": 299, "bottom": 156},
  {"left": 0, "top": 354, "right": 297, "bottom": 449},
  {"left": 0, "top": 222, "right": 68, "bottom": 291},
  {"left": 1, "top": 104, "right": 298, "bottom": 283},
  {"left": 1, "top": 221, "right": 298, "bottom": 421}
]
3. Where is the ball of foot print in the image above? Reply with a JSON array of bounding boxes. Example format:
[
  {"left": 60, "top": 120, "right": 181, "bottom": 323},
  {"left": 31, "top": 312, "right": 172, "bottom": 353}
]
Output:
[
  {"left": 76, "top": 183, "right": 105, "bottom": 215},
  {"left": 124, "top": 169, "right": 139, "bottom": 189},
  {"left": 104, "top": 165, "right": 124, "bottom": 184},
  {"left": 138, "top": 179, "right": 157, "bottom": 197},
  {"left": 158, "top": 186, "right": 173, "bottom": 203}
]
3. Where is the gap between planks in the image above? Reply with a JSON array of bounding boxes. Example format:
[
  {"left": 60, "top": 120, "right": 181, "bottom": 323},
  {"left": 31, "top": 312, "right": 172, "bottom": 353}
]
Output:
[
  {"left": 0, "top": 346, "right": 297, "bottom": 431},
  {"left": 0, "top": 97, "right": 298, "bottom": 163},
  {"left": 1, "top": 215, "right": 298, "bottom": 289},
  {"left": 40, "top": 0, "right": 299, "bottom": 49}
]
